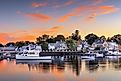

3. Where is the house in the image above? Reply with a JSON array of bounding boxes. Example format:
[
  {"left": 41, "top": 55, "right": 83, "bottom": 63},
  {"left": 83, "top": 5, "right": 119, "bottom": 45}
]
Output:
[
  {"left": 48, "top": 43, "right": 56, "bottom": 50},
  {"left": 92, "top": 40, "right": 108, "bottom": 51},
  {"left": 107, "top": 42, "right": 119, "bottom": 50},
  {"left": 0, "top": 47, "right": 16, "bottom": 53},
  {"left": 55, "top": 41, "right": 68, "bottom": 50},
  {"left": 18, "top": 44, "right": 42, "bottom": 52},
  {"left": 77, "top": 40, "right": 89, "bottom": 51}
]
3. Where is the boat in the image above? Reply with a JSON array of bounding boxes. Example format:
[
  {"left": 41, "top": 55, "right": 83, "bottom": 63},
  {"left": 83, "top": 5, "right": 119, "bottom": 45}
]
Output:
[
  {"left": 95, "top": 52, "right": 104, "bottom": 58},
  {"left": 107, "top": 50, "right": 121, "bottom": 56},
  {"left": 16, "top": 59, "right": 52, "bottom": 64},
  {"left": 16, "top": 50, "right": 51, "bottom": 60},
  {"left": 16, "top": 49, "right": 51, "bottom": 60},
  {"left": 80, "top": 54, "right": 95, "bottom": 60},
  {"left": 16, "top": 44, "right": 52, "bottom": 60}
]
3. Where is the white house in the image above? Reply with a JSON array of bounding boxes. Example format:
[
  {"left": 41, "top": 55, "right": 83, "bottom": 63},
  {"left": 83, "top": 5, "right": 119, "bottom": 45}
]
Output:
[
  {"left": 55, "top": 41, "right": 68, "bottom": 50},
  {"left": 48, "top": 43, "right": 56, "bottom": 50},
  {"left": 107, "top": 42, "right": 119, "bottom": 50}
]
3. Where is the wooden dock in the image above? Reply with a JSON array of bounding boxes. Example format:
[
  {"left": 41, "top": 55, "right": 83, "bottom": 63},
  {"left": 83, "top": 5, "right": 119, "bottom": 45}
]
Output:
[{"left": 39, "top": 51, "right": 88, "bottom": 56}]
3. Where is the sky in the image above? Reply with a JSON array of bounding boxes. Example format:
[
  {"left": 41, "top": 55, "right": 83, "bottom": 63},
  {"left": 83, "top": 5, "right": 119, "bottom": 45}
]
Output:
[{"left": 0, "top": 0, "right": 121, "bottom": 44}]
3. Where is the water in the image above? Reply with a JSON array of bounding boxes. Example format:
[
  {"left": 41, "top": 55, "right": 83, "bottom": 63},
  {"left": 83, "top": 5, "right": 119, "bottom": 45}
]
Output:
[{"left": 0, "top": 57, "right": 121, "bottom": 81}]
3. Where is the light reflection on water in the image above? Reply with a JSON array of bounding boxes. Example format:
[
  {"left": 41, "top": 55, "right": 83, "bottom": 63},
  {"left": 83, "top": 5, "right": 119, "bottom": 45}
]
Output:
[{"left": 0, "top": 57, "right": 121, "bottom": 81}]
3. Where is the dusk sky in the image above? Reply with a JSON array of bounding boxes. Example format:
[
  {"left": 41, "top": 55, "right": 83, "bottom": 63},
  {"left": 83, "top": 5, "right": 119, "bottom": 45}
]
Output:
[{"left": 0, "top": 0, "right": 121, "bottom": 44}]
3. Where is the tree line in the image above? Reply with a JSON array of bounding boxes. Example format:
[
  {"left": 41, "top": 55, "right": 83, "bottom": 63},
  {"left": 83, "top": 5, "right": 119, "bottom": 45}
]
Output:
[{"left": 0, "top": 30, "right": 121, "bottom": 48}]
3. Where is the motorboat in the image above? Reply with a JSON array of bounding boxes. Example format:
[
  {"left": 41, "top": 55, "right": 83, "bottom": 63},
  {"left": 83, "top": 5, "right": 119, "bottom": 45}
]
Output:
[
  {"left": 16, "top": 49, "right": 51, "bottom": 60},
  {"left": 95, "top": 52, "right": 104, "bottom": 58},
  {"left": 16, "top": 59, "right": 52, "bottom": 64},
  {"left": 80, "top": 54, "right": 95, "bottom": 60},
  {"left": 107, "top": 50, "right": 121, "bottom": 56}
]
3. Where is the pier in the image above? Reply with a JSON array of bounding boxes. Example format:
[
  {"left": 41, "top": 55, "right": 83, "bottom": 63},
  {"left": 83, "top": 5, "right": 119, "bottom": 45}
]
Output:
[{"left": 39, "top": 50, "right": 84, "bottom": 56}]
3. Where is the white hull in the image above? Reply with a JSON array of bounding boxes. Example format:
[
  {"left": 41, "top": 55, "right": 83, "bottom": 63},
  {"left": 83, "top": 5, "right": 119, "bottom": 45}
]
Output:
[
  {"left": 16, "top": 60, "right": 52, "bottom": 64},
  {"left": 96, "top": 53, "right": 104, "bottom": 58},
  {"left": 16, "top": 54, "right": 52, "bottom": 60},
  {"left": 81, "top": 56, "right": 95, "bottom": 60}
]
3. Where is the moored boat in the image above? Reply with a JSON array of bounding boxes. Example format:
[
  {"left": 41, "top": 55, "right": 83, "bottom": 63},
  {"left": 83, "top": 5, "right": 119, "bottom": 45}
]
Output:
[
  {"left": 80, "top": 54, "right": 95, "bottom": 60},
  {"left": 16, "top": 50, "right": 51, "bottom": 60}
]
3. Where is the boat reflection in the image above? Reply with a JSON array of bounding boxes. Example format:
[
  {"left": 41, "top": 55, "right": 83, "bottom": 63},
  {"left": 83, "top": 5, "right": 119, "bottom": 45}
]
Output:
[{"left": 15, "top": 56, "right": 121, "bottom": 76}]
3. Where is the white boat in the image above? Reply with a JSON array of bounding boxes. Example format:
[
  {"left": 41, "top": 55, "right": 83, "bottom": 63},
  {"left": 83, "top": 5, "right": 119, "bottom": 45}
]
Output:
[
  {"left": 16, "top": 44, "right": 52, "bottom": 60},
  {"left": 81, "top": 54, "right": 95, "bottom": 60},
  {"left": 107, "top": 50, "right": 121, "bottom": 56},
  {"left": 95, "top": 52, "right": 104, "bottom": 58},
  {"left": 16, "top": 60, "right": 52, "bottom": 64},
  {"left": 16, "top": 50, "right": 51, "bottom": 60}
]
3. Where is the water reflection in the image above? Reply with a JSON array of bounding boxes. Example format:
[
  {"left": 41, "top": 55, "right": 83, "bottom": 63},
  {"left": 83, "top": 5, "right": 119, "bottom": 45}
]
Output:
[
  {"left": 15, "top": 56, "right": 121, "bottom": 76},
  {"left": 1, "top": 56, "right": 121, "bottom": 81}
]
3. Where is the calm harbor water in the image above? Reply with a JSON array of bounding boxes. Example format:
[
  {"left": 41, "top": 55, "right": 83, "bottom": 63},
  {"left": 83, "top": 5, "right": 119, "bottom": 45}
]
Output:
[{"left": 0, "top": 57, "right": 121, "bottom": 81}]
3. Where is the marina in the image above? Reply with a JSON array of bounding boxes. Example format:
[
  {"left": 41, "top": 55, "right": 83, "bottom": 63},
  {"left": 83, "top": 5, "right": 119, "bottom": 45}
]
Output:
[
  {"left": 1, "top": 56, "right": 121, "bottom": 81},
  {"left": 0, "top": 0, "right": 121, "bottom": 81}
]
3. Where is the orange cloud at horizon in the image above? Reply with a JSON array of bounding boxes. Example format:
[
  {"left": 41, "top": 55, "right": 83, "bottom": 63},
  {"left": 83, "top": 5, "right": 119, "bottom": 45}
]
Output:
[
  {"left": 0, "top": 33, "right": 15, "bottom": 44},
  {"left": 31, "top": 26, "right": 65, "bottom": 36},
  {"left": 0, "top": 26, "right": 65, "bottom": 44}
]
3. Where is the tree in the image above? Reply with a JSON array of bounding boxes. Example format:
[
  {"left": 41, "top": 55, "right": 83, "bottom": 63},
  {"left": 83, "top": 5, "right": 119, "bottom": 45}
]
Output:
[
  {"left": 36, "top": 36, "right": 43, "bottom": 44},
  {"left": 46, "top": 36, "right": 56, "bottom": 43},
  {"left": 15, "top": 41, "right": 25, "bottom": 47},
  {"left": 42, "top": 34, "right": 49, "bottom": 41},
  {"left": 66, "top": 39, "right": 77, "bottom": 50},
  {"left": 85, "top": 33, "right": 99, "bottom": 45},
  {"left": 109, "top": 34, "right": 121, "bottom": 45},
  {"left": 72, "top": 30, "right": 81, "bottom": 41},
  {"left": 36, "top": 34, "right": 49, "bottom": 44},
  {"left": 5, "top": 42, "right": 15, "bottom": 47},
  {"left": 0, "top": 43, "right": 4, "bottom": 47},
  {"left": 41, "top": 41, "right": 48, "bottom": 50},
  {"left": 100, "top": 35, "right": 106, "bottom": 41},
  {"left": 55, "top": 35, "right": 65, "bottom": 41},
  {"left": 24, "top": 41, "right": 35, "bottom": 45}
]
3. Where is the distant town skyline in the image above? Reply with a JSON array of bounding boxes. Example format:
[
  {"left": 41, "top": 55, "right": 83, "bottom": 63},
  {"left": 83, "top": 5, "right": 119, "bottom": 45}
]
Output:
[{"left": 0, "top": 0, "right": 121, "bottom": 44}]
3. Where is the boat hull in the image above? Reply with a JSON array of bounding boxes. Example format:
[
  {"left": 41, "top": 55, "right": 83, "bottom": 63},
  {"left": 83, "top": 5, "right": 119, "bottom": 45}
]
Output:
[
  {"left": 96, "top": 54, "right": 104, "bottom": 58},
  {"left": 16, "top": 54, "right": 52, "bottom": 60}
]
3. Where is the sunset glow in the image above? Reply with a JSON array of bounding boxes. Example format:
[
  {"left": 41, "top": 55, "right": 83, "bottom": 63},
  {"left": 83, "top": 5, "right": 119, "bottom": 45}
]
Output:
[{"left": 0, "top": 0, "right": 121, "bottom": 44}]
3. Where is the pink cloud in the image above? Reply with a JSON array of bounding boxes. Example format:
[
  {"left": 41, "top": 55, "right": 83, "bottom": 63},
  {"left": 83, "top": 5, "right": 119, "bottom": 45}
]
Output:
[
  {"left": 16, "top": 11, "right": 52, "bottom": 22},
  {"left": 58, "top": 5, "right": 119, "bottom": 22},
  {"left": 53, "top": 0, "right": 75, "bottom": 8},
  {"left": 31, "top": 26, "right": 64, "bottom": 35},
  {"left": 32, "top": 2, "right": 48, "bottom": 8},
  {"left": 25, "top": 13, "right": 52, "bottom": 22},
  {"left": 0, "top": 33, "right": 16, "bottom": 44},
  {"left": 87, "top": 0, "right": 105, "bottom": 5}
]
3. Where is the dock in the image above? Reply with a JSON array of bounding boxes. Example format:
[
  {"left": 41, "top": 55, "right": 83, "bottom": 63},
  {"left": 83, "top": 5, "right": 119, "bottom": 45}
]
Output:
[{"left": 39, "top": 51, "right": 92, "bottom": 56}]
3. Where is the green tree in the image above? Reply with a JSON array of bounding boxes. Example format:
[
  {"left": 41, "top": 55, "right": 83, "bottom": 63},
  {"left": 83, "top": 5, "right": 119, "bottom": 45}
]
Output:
[
  {"left": 24, "top": 41, "right": 35, "bottom": 45},
  {"left": 66, "top": 39, "right": 77, "bottom": 50},
  {"left": 100, "top": 35, "right": 106, "bottom": 41},
  {"left": 5, "top": 42, "right": 15, "bottom": 47},
  {"left": 0, "top": 43, "right": 4, "bottom": 47},
  {"left": 85, "top": 33, "right": 99, "bottom": 45},
  {"left": 55, "top": 35, "right": 65, "bottom": 41},
  {"left": 15, "top": 41, "right": 25, "bottom": 47},
  {"left": 109, "top": 34, "right": 121, "bottom": 45},
  {"left": 72, "top": 30, "right": 81, "bottom": 41},
  {"left": 41, "top": 41, "right": 48, "bottom": 50},
  {"left": 42, "top": 34, "right": 49, "bottom": 41},
  {"left": 36, "top": 34, "right": 49, "bottom": 44},
  {"left": 46, "top": 36, "right": 56, "bottom": 43}
]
